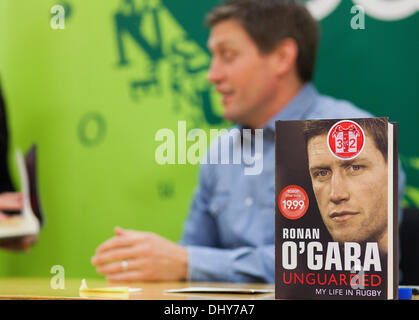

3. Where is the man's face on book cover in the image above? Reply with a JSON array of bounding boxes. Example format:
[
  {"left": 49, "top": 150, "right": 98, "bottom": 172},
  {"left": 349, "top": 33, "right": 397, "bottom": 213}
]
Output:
[{"left": 307, "top": 134, "right": 388, "bottom": 252}]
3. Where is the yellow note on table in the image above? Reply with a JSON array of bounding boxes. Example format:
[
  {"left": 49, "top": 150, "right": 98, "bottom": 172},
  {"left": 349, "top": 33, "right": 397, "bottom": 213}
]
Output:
[{"left": 79, "top": 279, "right": 141, "bottom": 299}]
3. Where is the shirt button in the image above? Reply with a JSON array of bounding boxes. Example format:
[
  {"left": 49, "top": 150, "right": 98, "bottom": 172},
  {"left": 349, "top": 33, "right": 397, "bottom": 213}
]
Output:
[{"left": 245, "top": 197, "right": 253, "bottom": 207}]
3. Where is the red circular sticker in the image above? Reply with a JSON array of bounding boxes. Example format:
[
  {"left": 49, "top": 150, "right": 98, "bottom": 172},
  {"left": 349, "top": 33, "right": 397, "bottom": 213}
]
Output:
[
  {"left": 327, "top": 120, "right": 365, "bottom": 160},
  {"left": 278, "top": 185, "right": 309, "bottom": 220}
]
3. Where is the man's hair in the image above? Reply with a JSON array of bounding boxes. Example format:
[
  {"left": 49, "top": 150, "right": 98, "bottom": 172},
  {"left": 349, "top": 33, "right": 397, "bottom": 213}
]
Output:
[
  {"left": 303, "top": 118, "right": 388, "bottom": 162},
  {"left": 205, "top": 0, "right": 319, "bottom": 82}
]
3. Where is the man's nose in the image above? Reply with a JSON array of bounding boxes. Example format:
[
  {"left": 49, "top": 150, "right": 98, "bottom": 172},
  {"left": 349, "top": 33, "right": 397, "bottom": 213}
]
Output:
[
  {"left": 207, "top": 59, "right": 223, "bottom": 84},
  {"left": 329, "top": 173, "right": 350, "bottom": 204}
]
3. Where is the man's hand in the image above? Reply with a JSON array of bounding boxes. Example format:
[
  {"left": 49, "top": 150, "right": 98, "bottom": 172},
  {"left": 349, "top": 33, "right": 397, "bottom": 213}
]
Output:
[
  {"left": 0, "top": 192, "right": 38, "bottom": 251},
  {"left": 0, "top": 192, "right": 23, "bottom": 213},
  {"left": 0, "top": 229, "right": 38, "bottom": 251},
  {"left": 91, "top": 227, "right": 188, "bottom": 282}
]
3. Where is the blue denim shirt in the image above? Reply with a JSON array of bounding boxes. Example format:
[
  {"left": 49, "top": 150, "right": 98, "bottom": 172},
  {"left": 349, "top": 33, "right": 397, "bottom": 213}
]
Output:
[{"left": 180, "top": 83, "right": 405, "bottom": 283}]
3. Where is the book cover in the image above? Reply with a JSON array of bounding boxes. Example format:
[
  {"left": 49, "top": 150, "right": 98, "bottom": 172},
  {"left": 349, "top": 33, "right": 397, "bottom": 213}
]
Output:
[{"left": 275, "top": 118, "right": 398, "bottom": 300}]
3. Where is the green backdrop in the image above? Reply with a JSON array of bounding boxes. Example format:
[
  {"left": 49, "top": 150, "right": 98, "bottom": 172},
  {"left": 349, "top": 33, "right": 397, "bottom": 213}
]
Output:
[{"left": 0, "top": 0, "right": 418, "bottom": 279}]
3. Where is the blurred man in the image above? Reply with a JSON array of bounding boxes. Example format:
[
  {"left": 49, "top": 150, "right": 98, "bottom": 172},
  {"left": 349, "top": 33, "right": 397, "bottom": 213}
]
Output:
[{"left": 91, "top": 0, "right": 404, "bottom": 283}]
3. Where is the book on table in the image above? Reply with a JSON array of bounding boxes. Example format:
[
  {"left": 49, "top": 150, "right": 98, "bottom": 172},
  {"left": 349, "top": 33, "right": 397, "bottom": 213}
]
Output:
[{"left": 275, "top": 118, "right": 398, "bottom": 300}]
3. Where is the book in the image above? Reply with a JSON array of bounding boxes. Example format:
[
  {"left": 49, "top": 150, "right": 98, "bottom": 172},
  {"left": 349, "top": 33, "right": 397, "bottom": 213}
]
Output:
[
  {"left": 275, "top": 118, "right": 398, "bottom": 300},
  {"left": 0, "top": 145, "right": 44, "bottom": 241}
]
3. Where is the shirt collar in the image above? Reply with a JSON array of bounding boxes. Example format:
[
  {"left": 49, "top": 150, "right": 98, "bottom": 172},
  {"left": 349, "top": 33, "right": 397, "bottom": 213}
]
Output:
[{"left": 264, "top": 82, "right": 317, "bottom": 132}]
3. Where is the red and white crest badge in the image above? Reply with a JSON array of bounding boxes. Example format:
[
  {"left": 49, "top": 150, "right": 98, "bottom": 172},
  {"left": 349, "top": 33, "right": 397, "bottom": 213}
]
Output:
[{"left": 327, "top": 120, "right": 365, "bottom": 160}]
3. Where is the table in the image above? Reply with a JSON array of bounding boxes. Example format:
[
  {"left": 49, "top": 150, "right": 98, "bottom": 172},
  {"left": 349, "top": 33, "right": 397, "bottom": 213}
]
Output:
[
  {"left": 0, "top": 278, "right": 416, "bottom": 300},
  {"left": 0, "top": 278, "right": 275, "bottom": 300}
]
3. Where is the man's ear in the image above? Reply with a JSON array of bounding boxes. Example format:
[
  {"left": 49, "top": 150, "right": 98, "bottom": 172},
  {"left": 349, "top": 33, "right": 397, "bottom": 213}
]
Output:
[{"left": 270, "top": 38, "right": 299, "bottom": 78}]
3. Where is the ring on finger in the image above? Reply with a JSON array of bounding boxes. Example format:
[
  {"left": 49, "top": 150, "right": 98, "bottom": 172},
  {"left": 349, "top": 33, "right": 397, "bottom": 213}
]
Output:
[{"left": 121, "top": 260, "right": 128, "bottom": 271}]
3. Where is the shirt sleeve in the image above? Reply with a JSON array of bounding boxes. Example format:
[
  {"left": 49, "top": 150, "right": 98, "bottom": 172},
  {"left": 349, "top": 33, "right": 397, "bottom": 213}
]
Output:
[
  {"left": 180, "top": 163, "right": 274, "bottom": 284},
  {"left": 180, "top": 163, "right": 220, "bottom": 248},
  {"left": 0, "top": 88, "right": 15, "bottom": 192},
  {"left": 186, "top": 245, "right": 275, "bottom": 283}
]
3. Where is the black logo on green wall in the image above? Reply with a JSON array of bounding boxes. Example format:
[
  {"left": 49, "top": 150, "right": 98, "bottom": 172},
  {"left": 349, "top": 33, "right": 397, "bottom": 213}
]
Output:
[{"left": 114, "top": 0, "right": 223, "bottom": 126}]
